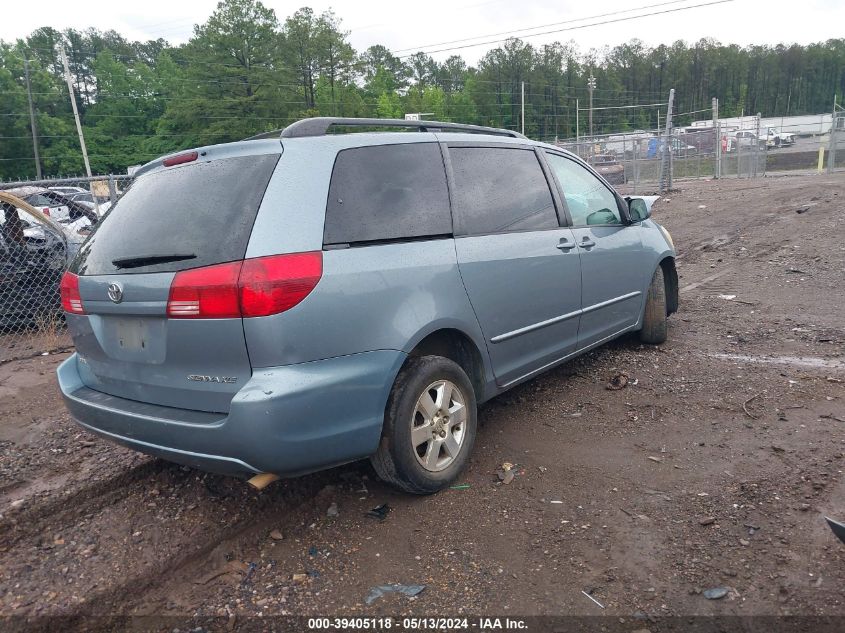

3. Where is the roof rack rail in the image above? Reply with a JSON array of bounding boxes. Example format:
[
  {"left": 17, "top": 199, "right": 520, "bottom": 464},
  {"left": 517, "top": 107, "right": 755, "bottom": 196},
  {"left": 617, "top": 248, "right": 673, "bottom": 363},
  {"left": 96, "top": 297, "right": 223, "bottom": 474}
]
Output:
[
  {"left": 246, "top": 128, "right": 286, "bottom": 141},
  {"left": 272, "top": 117, "right": 526, "bottom": 139}
]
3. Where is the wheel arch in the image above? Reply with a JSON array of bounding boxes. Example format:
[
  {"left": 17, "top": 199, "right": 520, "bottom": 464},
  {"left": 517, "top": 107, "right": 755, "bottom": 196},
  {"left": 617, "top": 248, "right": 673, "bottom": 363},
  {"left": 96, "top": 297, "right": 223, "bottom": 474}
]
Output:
[
  {"left": 659, "top": 256, "right": 679, "bottom": 315},
  {"left": 404, "top": 327, "right": 491, "bottom": 403}
]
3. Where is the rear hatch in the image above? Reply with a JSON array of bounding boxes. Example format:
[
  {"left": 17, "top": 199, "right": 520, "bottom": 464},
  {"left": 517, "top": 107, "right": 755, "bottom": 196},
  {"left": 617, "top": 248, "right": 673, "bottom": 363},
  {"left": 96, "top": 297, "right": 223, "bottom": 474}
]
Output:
[{"left": 66, "top": 152, "right": 281, "bottom": 413}]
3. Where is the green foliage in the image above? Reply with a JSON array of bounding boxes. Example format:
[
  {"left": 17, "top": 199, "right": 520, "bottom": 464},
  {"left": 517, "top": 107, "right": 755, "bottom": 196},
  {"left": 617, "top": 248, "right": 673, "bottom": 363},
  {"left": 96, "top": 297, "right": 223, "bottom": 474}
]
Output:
[{"left": 1, "top": 1, "right": 844, "bottom": 179}]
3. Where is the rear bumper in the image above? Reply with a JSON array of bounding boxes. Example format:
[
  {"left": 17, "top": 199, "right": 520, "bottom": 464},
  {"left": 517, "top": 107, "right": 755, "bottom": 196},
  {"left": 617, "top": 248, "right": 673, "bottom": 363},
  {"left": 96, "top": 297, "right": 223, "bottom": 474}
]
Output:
[{"left": 57, "top": 350, "right": 406, "bottom": 477}]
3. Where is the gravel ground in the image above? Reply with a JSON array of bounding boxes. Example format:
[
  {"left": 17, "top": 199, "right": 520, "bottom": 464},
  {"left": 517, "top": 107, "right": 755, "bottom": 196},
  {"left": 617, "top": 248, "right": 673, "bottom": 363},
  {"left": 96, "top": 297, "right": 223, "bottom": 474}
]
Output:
[{"left": 0, "top": 174, "right": 844, "bottom": 631}]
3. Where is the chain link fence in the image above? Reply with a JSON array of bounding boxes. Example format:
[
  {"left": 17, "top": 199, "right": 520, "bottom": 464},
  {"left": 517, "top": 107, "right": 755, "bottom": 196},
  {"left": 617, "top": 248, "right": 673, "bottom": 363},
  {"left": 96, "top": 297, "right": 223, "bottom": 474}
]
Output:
[
  {"left": 554, "top": 126, "right": 720, "bottom": 194},
  {"left": 0, "top": 176, "right": 131, "bottom": 362},
  {"left": 553, "top": 112, "right": 844, "bottom": 195}
]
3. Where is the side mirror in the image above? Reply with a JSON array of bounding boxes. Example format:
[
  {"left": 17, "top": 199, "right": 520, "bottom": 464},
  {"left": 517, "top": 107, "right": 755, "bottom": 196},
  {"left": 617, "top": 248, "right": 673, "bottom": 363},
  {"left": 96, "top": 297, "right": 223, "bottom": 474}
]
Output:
[{"left": 626, "top": 197, "right": 651, "bottom": 222}]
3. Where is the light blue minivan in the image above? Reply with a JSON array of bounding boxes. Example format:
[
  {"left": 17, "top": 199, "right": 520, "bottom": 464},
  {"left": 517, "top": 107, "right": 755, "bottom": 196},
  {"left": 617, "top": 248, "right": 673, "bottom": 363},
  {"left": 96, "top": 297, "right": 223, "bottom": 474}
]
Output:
[{"left": 57, "top": 118, "right": 678, "bottom": 493}]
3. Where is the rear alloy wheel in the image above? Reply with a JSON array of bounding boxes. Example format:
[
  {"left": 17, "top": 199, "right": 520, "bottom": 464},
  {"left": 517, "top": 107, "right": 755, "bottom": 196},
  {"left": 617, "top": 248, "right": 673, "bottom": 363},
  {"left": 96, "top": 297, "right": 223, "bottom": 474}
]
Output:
[
  {"left": 411, "top": 379, "right": 467, "bottom": 472},
  {"left": 639, "top": 266, "right": 668, "bottom": 344},
  {"left": 371, "top": 356, "right": 477, "bottom": 494}
]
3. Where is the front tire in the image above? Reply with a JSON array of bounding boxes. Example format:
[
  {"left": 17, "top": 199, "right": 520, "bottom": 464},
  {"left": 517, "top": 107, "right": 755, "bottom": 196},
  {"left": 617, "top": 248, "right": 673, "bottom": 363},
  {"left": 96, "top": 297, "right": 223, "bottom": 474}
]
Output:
[
  {"left": 371, "top": 356, "right": 477, "bottom": 494},
  {"left": 640, "top": 266, "right": 668, "bottom": 344}
]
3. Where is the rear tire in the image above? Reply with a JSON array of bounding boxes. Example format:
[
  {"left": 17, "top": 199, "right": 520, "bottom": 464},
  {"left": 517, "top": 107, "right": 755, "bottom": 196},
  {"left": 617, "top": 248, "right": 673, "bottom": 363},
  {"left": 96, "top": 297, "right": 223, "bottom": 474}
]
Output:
[
  {"left": 371, "top": 356, "right": 477, "bottom": 494},
  {"left": 640, "top": 266, "right": 668, "bottom": 344}
]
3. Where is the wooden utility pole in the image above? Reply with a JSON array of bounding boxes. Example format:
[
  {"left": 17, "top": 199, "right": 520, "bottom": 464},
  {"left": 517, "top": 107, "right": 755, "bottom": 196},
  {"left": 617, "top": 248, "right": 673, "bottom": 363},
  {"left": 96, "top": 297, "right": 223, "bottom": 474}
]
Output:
[
  {"left": 59, "top": 44, "right": 92, "bottom": 178},
  {"left": 23, "top": 57, "right": 42, "bottom": 179}
]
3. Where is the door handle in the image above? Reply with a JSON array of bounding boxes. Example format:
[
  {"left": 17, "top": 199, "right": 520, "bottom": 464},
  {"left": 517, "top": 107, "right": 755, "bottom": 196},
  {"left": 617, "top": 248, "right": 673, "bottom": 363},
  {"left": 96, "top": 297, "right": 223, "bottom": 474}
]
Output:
[
  {"left": 578, "top": 237, "right": 596, "bottom": 249},
  {"left": 556, "top": 239, "right": 576, "bottom": 251}
]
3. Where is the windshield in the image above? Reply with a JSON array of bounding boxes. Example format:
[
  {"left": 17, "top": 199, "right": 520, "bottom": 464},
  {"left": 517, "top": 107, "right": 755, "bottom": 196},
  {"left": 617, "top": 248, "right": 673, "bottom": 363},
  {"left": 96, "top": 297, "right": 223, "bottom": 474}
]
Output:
[{"left": 72, "top": 153, "right": 280, "bottom": 276}]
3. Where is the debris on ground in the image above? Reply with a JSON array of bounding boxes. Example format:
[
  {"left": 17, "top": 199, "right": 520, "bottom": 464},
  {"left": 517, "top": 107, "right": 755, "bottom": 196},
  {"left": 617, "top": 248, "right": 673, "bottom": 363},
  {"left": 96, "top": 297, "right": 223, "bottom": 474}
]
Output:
[
  {"left": 581, "top": 590, "right": 605, "bottom": 609},
  {"left": 241, "top": 562, "right": 257, "bottom": 585},
  {"left": 364, "top": 584, "right": 426, "bottom": 605},
  {"left": 717, "top": 294, "right": 737, "bottom": 301},
  {"left": 703, "top": 587, "right": 729, "bottom": 600},
  {"left": 327, "top": 502, "right": 339, "bottom": 517},
  {"left": 496, "top": 462, "right": 515, "bottom": 484},
  {"left": 607, "top": 373, "right": 629, "bottom": 390},
  {"left": 699, "top": 517, "right": 716, "bottom": 526},
  {"left": 450, "top": 484, "right": 471, "bottom": 490},
  {"left": 647, "top": 456, "right": 663, "bottom": 463},
  {"left": 826, "top": 517, "right": 845, "bottom": 544},
  {"left": 365, "top": 504, "right": 391, "bottom": 521},
  {"left": 269, "top": 529, "right": 284, "bottom": 541},
  {"left": 742, "top": 392, "right": 763, "bottom": 419}
]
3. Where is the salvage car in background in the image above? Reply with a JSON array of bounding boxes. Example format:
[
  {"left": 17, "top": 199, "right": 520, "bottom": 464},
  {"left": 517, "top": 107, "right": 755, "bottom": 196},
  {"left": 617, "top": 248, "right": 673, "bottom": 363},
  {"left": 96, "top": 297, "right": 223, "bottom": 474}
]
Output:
[
  {"left": 6, "top": 186, "right": 98, "bottom": 229},
  {"left": 49, "top": 185, "right": 87, "bottom": 197},
  {"left": 0, "top": 192, "right": 80, "bottom": 331},
  {"left": 588, "top": 154, "right": 626, "bottom": 185},
  {"left": 729, "top": 130, "right": 767, "bottom": 152},
  {"left": 68, "top": 191, "right": 112, "bottom": 215},
  {"left": 762, "top": 126, "right": 796, "bottom": 148}
]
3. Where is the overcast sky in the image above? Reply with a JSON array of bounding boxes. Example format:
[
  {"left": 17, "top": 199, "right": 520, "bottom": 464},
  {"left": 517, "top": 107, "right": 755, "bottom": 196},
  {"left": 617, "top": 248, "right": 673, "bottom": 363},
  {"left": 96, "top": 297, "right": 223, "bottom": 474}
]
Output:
[{"left": 3, "top": 0, "right": 843, "bottom": 63}]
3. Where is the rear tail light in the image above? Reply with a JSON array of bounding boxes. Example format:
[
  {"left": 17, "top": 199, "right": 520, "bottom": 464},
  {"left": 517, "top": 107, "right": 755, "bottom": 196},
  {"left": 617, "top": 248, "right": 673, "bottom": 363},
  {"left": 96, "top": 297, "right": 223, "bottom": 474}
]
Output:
[
  {"left": 166, "top": 261, "right": 242, "bottom": 318},
  {"left": 60, "top": 272, "right": 85, "bottom": 314},
  {"left": 167, "top": 252, "right": 322, "bottom": 319}
]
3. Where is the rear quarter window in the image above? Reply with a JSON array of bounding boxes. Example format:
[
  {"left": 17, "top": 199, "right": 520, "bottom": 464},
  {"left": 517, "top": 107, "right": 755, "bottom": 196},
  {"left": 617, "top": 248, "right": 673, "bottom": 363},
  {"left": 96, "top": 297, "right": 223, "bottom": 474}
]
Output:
[
  {"left": 323, "top": 143, "right": 451, "bottom": 246},
  {"left": 72, "top": 154, "right": 280, "bottom": 275}
]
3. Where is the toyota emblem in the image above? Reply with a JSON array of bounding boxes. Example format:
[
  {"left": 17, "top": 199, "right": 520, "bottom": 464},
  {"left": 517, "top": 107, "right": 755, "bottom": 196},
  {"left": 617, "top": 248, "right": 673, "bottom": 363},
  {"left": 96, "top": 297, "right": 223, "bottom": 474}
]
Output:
[{"left": 107, "top": 282, "right": 124, "bottom": 304}]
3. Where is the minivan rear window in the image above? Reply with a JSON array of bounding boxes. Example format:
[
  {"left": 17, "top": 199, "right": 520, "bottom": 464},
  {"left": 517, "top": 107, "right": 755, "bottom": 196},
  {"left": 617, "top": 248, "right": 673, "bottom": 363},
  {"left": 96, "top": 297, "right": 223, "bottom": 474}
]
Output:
[{"left": 72, "top": 154, "right": 280, "bottom": 275}]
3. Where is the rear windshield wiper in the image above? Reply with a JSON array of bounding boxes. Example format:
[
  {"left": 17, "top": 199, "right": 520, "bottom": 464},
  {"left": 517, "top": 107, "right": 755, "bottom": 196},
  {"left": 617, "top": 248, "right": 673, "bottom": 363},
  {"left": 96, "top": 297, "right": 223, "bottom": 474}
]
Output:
[{"left": 111, "top": 253, "right": 197, "bottom": 269}]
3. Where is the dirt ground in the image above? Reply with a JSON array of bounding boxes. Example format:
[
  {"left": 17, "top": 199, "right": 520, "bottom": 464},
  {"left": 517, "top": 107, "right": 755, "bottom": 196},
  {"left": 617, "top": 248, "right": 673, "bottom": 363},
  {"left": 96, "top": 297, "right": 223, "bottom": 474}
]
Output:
[{"left": 1, "top": 174, "right": 844, "bottom": 631}]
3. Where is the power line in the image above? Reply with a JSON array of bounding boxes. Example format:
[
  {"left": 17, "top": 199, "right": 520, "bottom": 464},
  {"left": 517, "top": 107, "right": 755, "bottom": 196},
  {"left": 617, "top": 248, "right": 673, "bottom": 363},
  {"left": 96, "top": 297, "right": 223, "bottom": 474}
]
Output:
[
  {"left": 577, "top": 102, "right": 667, "bottom": 111},
  {"left": 392, "top": 0, "right": 699, "bottom": 54},
  {"left": 395, "top": 0, "right": 736, "bottom": 58},
  {"left": 674, "top": 107, "right": 714, "bottom": 117}
]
